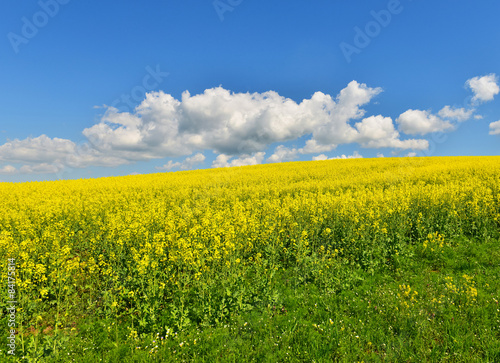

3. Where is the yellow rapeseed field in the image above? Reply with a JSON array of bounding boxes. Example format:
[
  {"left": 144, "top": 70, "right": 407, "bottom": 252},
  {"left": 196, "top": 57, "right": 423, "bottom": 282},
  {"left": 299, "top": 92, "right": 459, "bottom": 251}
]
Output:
[{"left": 0, "top": 156, "right": 499, "bottom": 336}]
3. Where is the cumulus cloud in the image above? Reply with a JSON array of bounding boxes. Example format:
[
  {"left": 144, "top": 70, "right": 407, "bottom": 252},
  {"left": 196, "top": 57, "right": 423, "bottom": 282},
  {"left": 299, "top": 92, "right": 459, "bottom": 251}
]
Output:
[
  {"left": 0, "top": 134, "right": 129, "bottom": 173},
  {"left": 354, "top": 115, "right": 429, "bottom": 149},
  {"left": 0, "top": 135, "right": 75, "bottom": 164},
  {"left": 312, "top": 154, "right": 329, "bottom": 161},
  {"left": 156, "top": 153, "right": 206, "bottom": 171},
  {"left": 212, "top": 152, "right": 265, "bottom": 168},
  {"left": 332, "top": 151, "right": 363, "bottom": 159},
  {"left": 183, "top": 153, "right": 206, "bottom": 167},
  {"left": 299, "top": 139, "right": 335, "bottom": 154},
  {"left": 83, "top": 86, "right": 327, "bottom": 159},
  {"left": 83, "top": 93, "right": 190, "bottom": 160},
  {"left": 308, "top": 81, "right": 382, "bottom": 148},
  {"left": 396, "top": 110, "right": 454, "bottom": 135},
  {"left": 438, "top": 106, "right": 474, "bottom": 122},
  {"left": 466, "top": 74, "right": 499, "bottom": 103},
  {"left": 2, "top": 78, "right": 469, "bottom": 176},
  {"left": 84, "top": 82, "right": 424, "bottom": 159},
  {"left": 155, "top": 160, "right": 181, "bottom": 171},
  {"left": 489, "top": 120, "right": 500, "bottom": 135},
  {"left": 0, "top": 135, "right": 82, "bottom": 175},
  {"left": 0, "top": 165, "right": 16, "bottom": 174},
  {"left": 267, "top": 146, "right": 299, "bottom": 163},
  {"left": 267, "top": 113, "right": 421, "bottom": 163},
  {"left": 312, "top": 151, "right": 363, "bottom": 161},
  {"left": 20, "top": 163, "right": 63, "bottom": 174},
  {"left": 0, "top": 163, "right": 63, "bottom": 175},
  {"left": 393, "top": 74, "right": 497, "bottom": 138}
]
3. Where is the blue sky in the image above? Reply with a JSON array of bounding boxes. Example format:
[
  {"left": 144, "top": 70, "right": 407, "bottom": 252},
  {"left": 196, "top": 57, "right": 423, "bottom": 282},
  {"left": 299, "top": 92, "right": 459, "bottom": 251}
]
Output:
[{"left": 0, "top": 0, "right": 499, "bottom": 182}]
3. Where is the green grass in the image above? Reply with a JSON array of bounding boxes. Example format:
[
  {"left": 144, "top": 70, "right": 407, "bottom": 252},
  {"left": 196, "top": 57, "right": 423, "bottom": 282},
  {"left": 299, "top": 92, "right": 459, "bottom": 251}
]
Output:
[{"left": 8, "top": 234, "right": 498, "bottom": 362}]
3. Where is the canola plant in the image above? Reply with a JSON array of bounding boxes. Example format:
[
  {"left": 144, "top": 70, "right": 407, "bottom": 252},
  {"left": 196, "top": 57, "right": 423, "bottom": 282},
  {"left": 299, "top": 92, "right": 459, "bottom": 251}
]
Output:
[{"left": 0, "top": 156, "right": 499, "bottom": 336}]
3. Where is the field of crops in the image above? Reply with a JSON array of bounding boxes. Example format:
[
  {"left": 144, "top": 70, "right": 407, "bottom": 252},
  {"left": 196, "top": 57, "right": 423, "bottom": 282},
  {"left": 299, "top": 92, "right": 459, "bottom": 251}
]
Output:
[{"left": 1, "top": 156, "right": 500, "bottom": 361}]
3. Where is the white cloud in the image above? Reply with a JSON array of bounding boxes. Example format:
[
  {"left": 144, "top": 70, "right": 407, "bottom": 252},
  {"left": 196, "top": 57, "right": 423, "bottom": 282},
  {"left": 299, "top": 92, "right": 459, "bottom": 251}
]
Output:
[
  {"left": 6, "top": 73, "right": 500, "bottom": 177},
  {"left": 396, "top": 109, "right": 454, "bottom": 135},
  {"left": 299, "top": 139, "right": 335, "bottom": 154},
  {"left": 310, "top": 81, "right": 382, "bottom": 148},
  {"left": 267, "top": 145, "right": 298, "bottom": 163},
  {"left": 302, "top": 82, "right": 427, "bottom": 152},
  {"left": 0, "top": 81, "right": 433, "bottom": 176},
  {"left": 212, "top": 152, "right": 265, "bottom": 168},
  {"left": 211, "top": 154, "right": 231, "bottom": 168},
  {"left": 183, "top": 153, "right": 206, "bottom": 167},
  {"left": 0, "top": 135, "right": 75, "bottom": 164},
  {"left": 438, "top": 106, "right": 474, "bottom": 122},
  {"left": 0, "top": 135, "right": 129, "bottom": 174},
  {"left": 0, "top": 135, "right": 86, "bottom": 175},
  {"left": 312, "top": 154, "right": 329, "bottom": 161},
  {"left": 83, "top": 93, "right": 190, "bottom": 160},
  {"left": 332, "top": 151, "right": 363, "bottom": 159},
  {"left": 155, "top": 160, "right": 181, "bottom": 171},
  {"left": 489, "top": 120, "right": 500, "bottom": 135},
  {"left": 0, "top": 165, "right": 16, "bottom": 174},
  {"left": 82, "top": 87, "right": 324, "bottom": 160},
  {"left": 0, "top": 163, "right": 63, "bottom": 175},
  {"left": 156, "top": 152, "right": 206, "bottom": 171},
  {"left": 19, "top": 163, "right": 63, "bottom": 174},
  {"left": 376, "top": 153, "right": 384, "bottom": 158},
  {"left": 406, "top": 152, "right": 417, "bottom": 157},
  {"left": 466, "top": 74, "right": 499, "bottom": 103},
  {"left": 312, "top": 151, "right": 363, "bottom": 160},
  {"left": 75, "top": 82, "right": 426, "bottom": 169},
  {"left": 354, "top": 115, "right": 429, "bottom": 149}
]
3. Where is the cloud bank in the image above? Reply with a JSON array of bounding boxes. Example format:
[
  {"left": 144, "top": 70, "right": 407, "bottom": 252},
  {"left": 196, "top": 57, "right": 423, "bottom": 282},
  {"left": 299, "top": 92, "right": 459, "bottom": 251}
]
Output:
[{"left": 0, "top": 74, "right": 498, "bottom": 175}]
